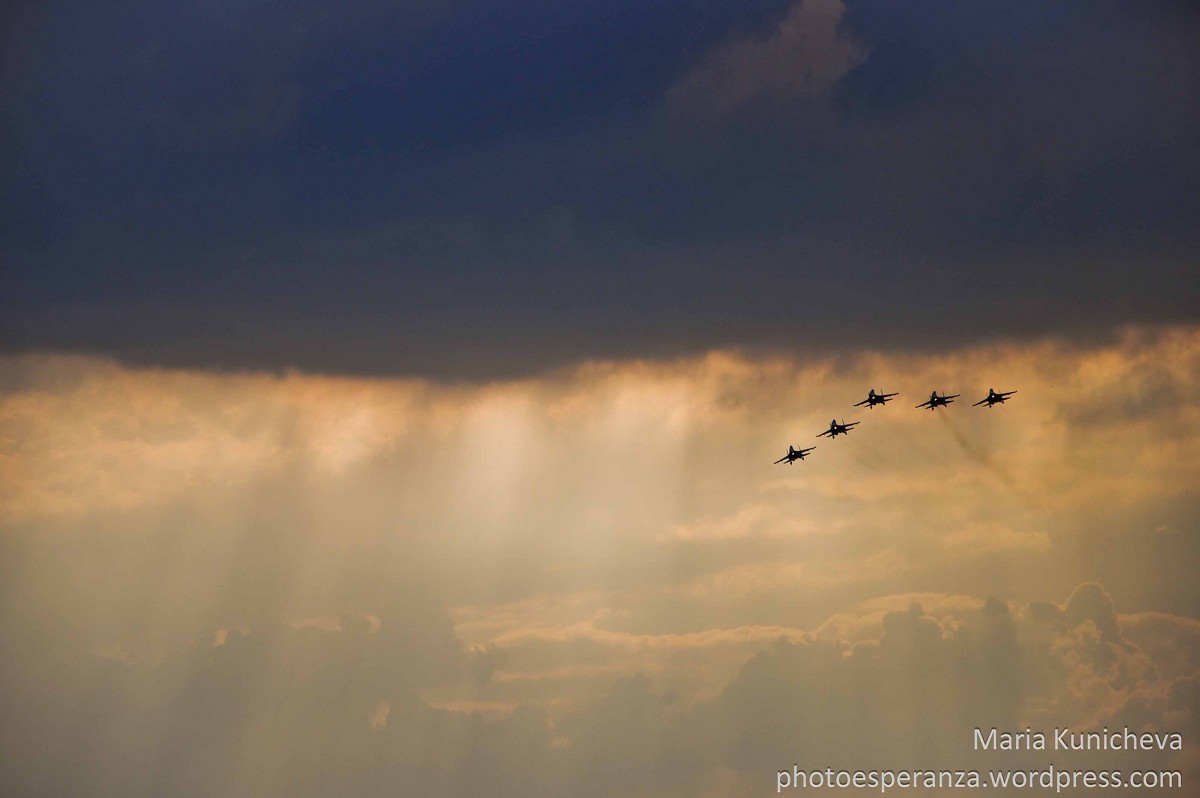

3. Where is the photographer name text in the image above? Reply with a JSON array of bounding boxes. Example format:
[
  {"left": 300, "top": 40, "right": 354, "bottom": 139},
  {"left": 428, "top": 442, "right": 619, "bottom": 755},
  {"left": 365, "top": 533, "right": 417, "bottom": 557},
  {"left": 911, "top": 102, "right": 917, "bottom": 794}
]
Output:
[{"left": 974, "top": 726, "right": 1182, "bottom": 751}]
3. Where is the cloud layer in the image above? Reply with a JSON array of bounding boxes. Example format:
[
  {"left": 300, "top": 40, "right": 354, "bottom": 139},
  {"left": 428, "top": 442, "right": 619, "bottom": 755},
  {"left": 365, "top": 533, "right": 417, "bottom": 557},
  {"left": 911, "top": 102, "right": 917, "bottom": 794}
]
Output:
[
  {"left": 1, "top": 326, "right": 1197, "bottom": 795},
  {"left": 5, "top": 2, "right": 1197, "bottom": 377}
]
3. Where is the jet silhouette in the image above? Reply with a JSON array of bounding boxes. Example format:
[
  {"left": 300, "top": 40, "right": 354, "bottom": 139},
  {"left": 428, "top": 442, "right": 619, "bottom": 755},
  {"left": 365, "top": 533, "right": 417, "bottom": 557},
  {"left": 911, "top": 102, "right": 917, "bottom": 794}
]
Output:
[
  {"left": 817, "top": 419, "right": 860, "bottom": 438},
  {"left": 774, "top": 445, "right": 815, "bottom": 464},
  {"left": 973, "top": 388, "right": 1017, "bottom": 408},
  {"left": 854, "top": 388, "right": 898, "bottom": 408},
  {"left": 915, "top": 391, "right": 959, "bottom": 410}
]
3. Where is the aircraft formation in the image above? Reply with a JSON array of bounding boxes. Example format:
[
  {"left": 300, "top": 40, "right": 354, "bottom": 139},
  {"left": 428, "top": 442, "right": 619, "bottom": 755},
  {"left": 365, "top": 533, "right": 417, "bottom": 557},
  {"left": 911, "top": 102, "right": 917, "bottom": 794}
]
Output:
[{"left": 774, "top": 388, "right": 1017, "bottom": 465}]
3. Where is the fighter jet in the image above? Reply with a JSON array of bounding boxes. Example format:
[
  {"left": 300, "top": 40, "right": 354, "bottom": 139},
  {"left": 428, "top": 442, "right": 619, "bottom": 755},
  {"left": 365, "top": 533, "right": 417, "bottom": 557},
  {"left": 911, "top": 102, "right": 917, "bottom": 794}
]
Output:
[
  {"left": 774, "top": 445, "right": 815, "bottom": 465},
  {"left": 973, "top": 388, "right": 1017, "bottom": 408},
  {"left": 854, "top": 388, "right": 898, "bottom": 409},
  {"left": 915, "top": 391, "right": 959, "bottom": 410},
  {"left": 817, "top": 419, "right": 860, "bottom": 438}
]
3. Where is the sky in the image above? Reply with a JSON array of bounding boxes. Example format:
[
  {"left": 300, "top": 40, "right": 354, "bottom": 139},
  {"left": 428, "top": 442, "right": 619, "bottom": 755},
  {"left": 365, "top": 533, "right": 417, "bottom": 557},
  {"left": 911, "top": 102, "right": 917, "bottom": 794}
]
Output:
[
  {"left": 1, "top": 2, "right": 1198, "bottom": 797},
  {"left": 3, "top": 0, "right": 1197, "bottom": 376}
]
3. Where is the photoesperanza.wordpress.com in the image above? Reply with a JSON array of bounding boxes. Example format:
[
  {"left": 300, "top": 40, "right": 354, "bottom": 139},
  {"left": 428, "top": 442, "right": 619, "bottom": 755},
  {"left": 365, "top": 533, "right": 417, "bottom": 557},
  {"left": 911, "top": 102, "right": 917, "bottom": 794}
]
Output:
[{"left": 775, "top": 766, "right": 1182, "bottom": 793}]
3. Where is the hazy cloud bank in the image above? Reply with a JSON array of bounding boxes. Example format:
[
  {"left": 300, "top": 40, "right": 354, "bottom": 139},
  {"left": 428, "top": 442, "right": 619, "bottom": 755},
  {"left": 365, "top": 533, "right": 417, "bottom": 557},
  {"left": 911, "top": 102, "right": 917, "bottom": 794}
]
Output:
[{"left": 1, "top": 326, "right": 1197, "bottom": 795}]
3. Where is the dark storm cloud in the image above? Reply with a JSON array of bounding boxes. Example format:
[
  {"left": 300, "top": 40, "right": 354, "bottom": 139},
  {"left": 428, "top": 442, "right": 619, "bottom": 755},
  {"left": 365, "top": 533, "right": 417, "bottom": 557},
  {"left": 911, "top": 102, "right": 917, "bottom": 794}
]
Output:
[{"left": 3, "top": 1, "right": 1197, "bottom": 377}]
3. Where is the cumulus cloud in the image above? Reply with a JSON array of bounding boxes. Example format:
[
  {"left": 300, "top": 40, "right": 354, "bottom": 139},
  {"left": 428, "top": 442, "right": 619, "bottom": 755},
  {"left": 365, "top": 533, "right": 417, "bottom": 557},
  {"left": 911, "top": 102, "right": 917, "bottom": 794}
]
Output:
[
  {"left": 5, "top": 577, "right": 1194, "bottom": 797},
  {"left": 667, "top": 0, "right": 867, "bottom": 117},
  {"left": 695, "top": 584, "right": 1200, "bottom": 792}
]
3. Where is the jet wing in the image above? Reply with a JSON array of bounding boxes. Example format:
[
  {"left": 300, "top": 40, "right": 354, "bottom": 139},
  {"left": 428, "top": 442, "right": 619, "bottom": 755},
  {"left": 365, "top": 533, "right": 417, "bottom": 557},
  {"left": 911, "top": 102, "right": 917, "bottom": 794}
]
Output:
[
  {"left": 774, "top": 456, "right": 789, "bottom": 464},
  {"left": 973, "top": 397, "right": 989, "bottom": 406},
  {"left": 816, "top": 430, "right": 833, "bottom": 437},
  {"left": 853, "top": 399, "right": 870, "bottom": 407},
  {"left": 915, "top": 400, "right": 933, "bottom": 409}
]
